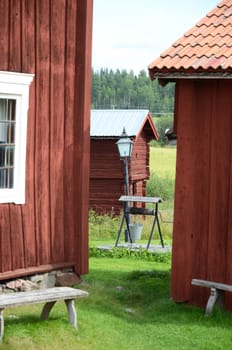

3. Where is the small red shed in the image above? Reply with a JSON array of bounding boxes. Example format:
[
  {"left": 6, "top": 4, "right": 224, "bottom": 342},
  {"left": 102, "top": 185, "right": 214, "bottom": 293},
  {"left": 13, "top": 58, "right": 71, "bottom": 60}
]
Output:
[
  {"left": 149, "top": 0, "right": 232, "bottom": 310},
  {"left": 0, "top": 0, "right": 93, "bottom": 280},
  {"left": 89, "top": 109, "right": 158, "bottom": 214}
]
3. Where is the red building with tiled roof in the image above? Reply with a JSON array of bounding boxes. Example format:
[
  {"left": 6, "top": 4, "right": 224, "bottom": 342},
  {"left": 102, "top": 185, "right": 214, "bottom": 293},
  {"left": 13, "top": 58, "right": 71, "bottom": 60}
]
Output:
[{"left": 149, "top": 0, "right": 232, "bottom": 310}]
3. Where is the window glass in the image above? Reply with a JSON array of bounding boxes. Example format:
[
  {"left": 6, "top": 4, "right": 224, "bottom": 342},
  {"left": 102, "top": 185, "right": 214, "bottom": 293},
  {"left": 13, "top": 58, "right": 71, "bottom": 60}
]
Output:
[
  {"left": 0, "top": 71, "right": 34, "bottom": 204},
  {"left": 0, "top": 99, "right": 16, "bottom": 188}
]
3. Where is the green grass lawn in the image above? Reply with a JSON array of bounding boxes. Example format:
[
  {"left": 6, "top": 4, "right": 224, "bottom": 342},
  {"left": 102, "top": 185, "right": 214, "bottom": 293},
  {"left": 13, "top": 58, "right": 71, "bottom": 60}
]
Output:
[{"left": 2, "top": 256, "right": 232, "bottom": 350}]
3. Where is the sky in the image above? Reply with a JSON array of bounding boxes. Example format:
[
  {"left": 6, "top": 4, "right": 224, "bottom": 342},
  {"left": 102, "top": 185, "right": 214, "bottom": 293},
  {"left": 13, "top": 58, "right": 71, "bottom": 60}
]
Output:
[{"left": 92, "top": 0, "right": 220, "bottom": 74}]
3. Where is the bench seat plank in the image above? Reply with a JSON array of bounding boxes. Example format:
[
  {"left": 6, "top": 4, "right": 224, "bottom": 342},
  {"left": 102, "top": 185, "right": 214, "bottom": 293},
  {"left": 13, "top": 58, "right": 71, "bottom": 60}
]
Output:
[
  {"left": 191, "top": 279, "right": 232, "bottom": 315},
  {"left": 0, "top": 287, "right": 88, "bottom": 342},
  {"left": 0, "top": 287, "right": 88, "bottom": 308},
  {"left": 192, "top": 279, "right": 232, "bottom": 292}
]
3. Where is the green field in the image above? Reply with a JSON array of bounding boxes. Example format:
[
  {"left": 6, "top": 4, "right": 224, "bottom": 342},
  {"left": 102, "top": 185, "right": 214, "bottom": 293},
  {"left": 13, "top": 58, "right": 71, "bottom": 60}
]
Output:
[
  {"left": 146, "top": 146, "right": 176, "bottom": 238},
  {"left": 150, "top": 146, "right": 176, "bottom": 178},
  {"left": 148, "top": 146, "right": 176, "bottom": 203}
]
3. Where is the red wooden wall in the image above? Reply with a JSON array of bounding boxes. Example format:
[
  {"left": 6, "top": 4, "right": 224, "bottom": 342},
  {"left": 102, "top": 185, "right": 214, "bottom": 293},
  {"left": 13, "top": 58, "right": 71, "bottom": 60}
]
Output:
[
  {"left": 172, "top": 79, "right": 232, "bottom": 309},
  {"left": 0, "top": 0, "right": 93, "bottom": 279},
  {"left": 89, "top": 131, "right": 150, "bottom": 213}
]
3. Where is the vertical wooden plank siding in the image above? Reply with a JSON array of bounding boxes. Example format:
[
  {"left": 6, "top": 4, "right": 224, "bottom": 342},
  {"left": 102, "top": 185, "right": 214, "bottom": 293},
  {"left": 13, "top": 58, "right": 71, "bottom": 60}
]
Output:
[
  {"left": 73, "top": 0, "right": 93, "bottom": 274},
  {"left": 0, "top": 0, "right": 11, "bottom": 273},
  {"left": 172, "top": 79, "right": 232, "bottom": 309},
  {"left": 0, "top": 208, "right": 12, "bottom": 272},
  {"left": 207, "top": 80, "right": 232, "bottom": 309},
  {"left": 189, "top": 81, "right": 213, "bottom": 306},
  {"left": 0, "top": 0, "right": 93, "bottom": 278},
  {"left": 49, "top": 0, "right": 65, "bottom": 263},
  {"left": 0, "top": 0, "right": 9, "bottom": 70},
  {"left": 21, "top": 0, "right": 37, "bottom": 267},
  {"left": 8, "top": 0, "right": 21, "bottom": 71},
  {"left": 225, "top": 85, "right": 232, "bottom": 308},
  {"left": 171, "top": 80, "right": 212, "bottom": 302},
  {"left": 63, "top": 0, "right": 78, "bottom": 263},
  {"left": 131, "top": 133, "right": 150, "bottom": 181},
  {"left": 171, "top": 80, "right": 197, "bottom": 302},
  {"left": 207, "top": 80, "right": 232, "bottom": 283},
  {"left": 35, "top": 0, "right": 51, "bottom": 265},
  {"left": 8, "top": 0, "right": 26, "bottom": 270}
]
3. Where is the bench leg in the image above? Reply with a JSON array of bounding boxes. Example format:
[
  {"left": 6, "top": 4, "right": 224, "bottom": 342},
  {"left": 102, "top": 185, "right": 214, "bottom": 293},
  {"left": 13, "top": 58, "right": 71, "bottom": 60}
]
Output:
[
  {"left": 0, "top": 309, "right": 4, "bottom": 342},
  {"left": 40, "top": 301, "right": 56, "bottom": 321},
  {"left": 40, "top": 299, "right": 77, "bottom": 329},
  {"left": 65, "top": 299, "right": 77, "bottom": 329},
  {"left": 205, "top": 288, "right": 224, "bottom": 316}
]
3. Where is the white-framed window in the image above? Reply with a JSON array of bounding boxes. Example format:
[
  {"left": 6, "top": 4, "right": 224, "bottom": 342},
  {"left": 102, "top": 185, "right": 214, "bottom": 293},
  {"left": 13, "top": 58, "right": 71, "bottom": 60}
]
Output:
[{"left": 0, "top": 71, "right": 34, "bottom": 204}]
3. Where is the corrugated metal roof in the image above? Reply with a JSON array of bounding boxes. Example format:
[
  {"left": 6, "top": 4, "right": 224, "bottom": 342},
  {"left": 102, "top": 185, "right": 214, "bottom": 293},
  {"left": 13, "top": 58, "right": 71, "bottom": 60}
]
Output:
[
  {"left": 91, "top": 109, "right": 150, "bottom": 137},
  {"left": 149, "top": 0, "right": 232, "bottom": 78}
]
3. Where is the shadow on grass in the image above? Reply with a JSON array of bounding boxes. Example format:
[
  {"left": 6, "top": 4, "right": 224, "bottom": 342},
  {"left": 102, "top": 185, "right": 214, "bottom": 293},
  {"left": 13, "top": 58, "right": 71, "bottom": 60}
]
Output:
[
  {"left": 5, "top": 313, "right": 63, "bottom": 326},
  {"left": 4, "top": 305, "right": 73, "bottom": 335},
  {"left": 81, "top": 266, "right": 232, "bottom": 330}
]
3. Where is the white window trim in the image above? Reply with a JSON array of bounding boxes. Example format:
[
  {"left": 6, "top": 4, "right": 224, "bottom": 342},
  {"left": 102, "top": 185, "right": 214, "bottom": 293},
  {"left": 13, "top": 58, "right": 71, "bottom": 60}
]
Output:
[{"left": 0, "top": 71, "right": 34, "bottom": 204}]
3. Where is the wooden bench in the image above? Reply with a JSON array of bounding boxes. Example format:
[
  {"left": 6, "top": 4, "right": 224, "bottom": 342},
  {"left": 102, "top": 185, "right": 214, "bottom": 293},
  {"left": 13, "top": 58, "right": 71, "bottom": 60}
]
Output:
[
  {"left": 192, "top": 279, "right": 232, "bottom": 316},
  {"left": 0, "top": 286, "right": 88, "bottom": 341}
]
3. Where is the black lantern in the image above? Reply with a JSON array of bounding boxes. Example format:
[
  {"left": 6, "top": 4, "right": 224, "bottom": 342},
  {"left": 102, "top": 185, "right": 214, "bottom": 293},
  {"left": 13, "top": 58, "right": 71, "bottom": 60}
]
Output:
[{"left": 116, "top": 127, "right": 133, "bottom": 160}]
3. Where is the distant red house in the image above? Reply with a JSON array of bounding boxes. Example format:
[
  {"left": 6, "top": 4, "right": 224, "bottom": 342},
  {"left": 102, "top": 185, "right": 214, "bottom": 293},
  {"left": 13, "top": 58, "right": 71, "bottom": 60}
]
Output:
[
  {"left": 89, "top": 110, "right": 158, "bottom": 214},
  {"left": 0, "top": 0, "right": 92, "bottom": 280},
  {"left": 149, "top": 0, "right": 232, "bottom": 310}
]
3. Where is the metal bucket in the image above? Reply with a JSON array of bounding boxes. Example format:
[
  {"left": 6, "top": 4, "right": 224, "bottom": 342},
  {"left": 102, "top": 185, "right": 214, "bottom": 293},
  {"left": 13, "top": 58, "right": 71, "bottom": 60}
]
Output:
[{"left": 129, "top": 223, "right": 143, "bottom": 243}]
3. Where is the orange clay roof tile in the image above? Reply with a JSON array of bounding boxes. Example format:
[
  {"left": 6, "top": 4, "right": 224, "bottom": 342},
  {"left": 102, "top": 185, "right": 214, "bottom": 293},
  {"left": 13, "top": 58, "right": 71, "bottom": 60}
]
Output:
[{"left": 149, "top": 0, "right": 232, "bottom": 77}]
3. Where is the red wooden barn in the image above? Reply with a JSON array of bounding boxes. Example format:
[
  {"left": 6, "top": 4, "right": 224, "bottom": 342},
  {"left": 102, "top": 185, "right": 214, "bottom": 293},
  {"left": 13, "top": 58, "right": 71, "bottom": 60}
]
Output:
[
  {"left": 149, "top": 0, "right": 232, "bottom": 310},
  {"left": 89, "top": 109, "right": 158, "bottom": 214},
  {"left": 0, "top": 0, "right": 93, "bottom": 280}
]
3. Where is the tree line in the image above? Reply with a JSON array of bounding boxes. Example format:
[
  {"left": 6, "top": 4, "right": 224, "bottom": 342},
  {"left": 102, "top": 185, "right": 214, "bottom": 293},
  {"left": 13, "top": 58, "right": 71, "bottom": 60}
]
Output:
[{"left": 91, "top": 68, "right": 175, "bottom": 115}]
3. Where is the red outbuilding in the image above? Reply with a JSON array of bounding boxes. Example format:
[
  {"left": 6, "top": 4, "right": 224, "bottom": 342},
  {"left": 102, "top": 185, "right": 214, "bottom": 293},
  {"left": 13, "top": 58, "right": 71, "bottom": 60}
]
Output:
[
  {"left": 149, "top": 0, "right": 232, "bottom": 310},
  {"left": 0, "top": 0, "right": 93, "bottom": 280},
  {"left": 90, "top": 109, "right": 159, "bottom": 214}
]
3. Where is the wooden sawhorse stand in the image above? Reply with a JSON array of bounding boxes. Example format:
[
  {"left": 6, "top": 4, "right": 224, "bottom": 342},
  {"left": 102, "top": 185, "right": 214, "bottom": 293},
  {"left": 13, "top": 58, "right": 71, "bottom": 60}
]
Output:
[{"left": 115, "top": 195, "right": 164, "bottom": 249}]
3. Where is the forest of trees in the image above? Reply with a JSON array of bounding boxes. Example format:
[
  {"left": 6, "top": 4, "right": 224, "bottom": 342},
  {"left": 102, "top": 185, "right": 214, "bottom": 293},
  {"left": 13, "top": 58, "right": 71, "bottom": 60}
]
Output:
[{"left": 91, "top": 68, "right": 175, "bottom": 115}]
